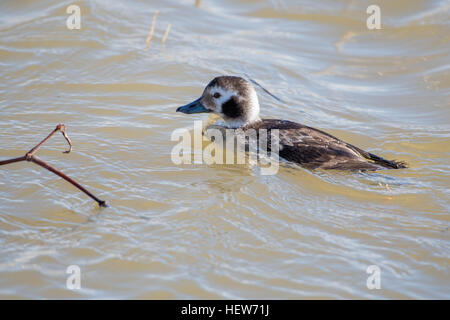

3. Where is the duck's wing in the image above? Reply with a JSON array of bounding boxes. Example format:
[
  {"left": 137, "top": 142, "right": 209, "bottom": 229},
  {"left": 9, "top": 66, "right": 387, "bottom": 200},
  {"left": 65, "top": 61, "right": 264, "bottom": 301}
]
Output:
[{"left": 251, "top": 119, "right": 405, "bottom": 170}]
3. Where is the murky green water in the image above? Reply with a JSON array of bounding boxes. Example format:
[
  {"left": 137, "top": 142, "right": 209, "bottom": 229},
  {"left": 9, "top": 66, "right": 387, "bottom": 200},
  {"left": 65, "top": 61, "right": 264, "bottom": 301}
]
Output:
[{"left": 0, "top": 0, "right": 449, "bottom": 299}]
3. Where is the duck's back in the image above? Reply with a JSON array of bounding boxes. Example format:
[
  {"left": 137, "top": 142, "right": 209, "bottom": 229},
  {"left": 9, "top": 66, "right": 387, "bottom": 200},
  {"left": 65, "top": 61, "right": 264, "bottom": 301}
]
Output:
[{"left": 246, "top": 119, "right": 405, "bottom": 171}]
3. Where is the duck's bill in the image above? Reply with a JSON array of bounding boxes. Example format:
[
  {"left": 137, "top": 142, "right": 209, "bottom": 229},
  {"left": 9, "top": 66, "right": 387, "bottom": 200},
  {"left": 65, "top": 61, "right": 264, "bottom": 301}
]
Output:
[{"left": 176, "top": 98, "right": 211, "bottom": 114}]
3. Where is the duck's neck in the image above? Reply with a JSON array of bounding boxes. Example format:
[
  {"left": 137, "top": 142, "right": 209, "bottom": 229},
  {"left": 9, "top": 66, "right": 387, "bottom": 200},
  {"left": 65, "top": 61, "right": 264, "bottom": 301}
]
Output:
[
  {"left": 224, "top": 97, "right": 261, "bottom": 129},
  {"left": 223, "top": 115, "right": 261, "bottom": 129}
]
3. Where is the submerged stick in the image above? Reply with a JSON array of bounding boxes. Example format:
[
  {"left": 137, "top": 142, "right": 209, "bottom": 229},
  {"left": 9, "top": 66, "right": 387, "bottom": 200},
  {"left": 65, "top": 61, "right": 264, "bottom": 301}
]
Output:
[
  {"left": 0, "top": 156, "right": 26, "bottom": 166},
  {"left": 0, "top": 124, "right": 107, "bottom": 207},
  {"left": 145, "top": 10, "right": 159, "bottom": 50},
  {"left": 244, "top": 73, "right": 285, "bottom": 104},
  {"left": 161, "top": 24, "right": 171, "bottom": 44}
]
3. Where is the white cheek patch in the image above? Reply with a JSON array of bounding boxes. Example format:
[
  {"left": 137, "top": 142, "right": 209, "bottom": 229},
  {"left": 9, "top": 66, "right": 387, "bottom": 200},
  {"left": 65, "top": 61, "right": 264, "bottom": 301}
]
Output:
[
  {"left": 209, "top": 86, "right": 237, "bottom": 113},
  {"left": 208, "top": 84, "right": 261, "bottom": 128},
  {"left": 246, "top": 87, "right": 260, "bottom": 123}
]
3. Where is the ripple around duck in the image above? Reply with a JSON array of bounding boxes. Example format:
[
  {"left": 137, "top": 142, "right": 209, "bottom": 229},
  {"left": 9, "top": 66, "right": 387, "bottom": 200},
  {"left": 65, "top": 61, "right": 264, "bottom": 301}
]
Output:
[{"left": 0, "top": 0, "right": 449, "bottom": 299}]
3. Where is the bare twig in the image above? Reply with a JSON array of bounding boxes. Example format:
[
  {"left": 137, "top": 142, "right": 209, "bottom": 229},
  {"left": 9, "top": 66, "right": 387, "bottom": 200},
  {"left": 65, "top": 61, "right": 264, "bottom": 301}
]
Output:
[
  {"left": 26, "top": 124, "right": 72, "bottom": 157},
  {"left": 145, "top": 10, "right": 159, "bottom": 50},
  {"left": 244, "top": 73, "right": 285, "bottom": 104},
  {"left": 161, "top": 24, "right": 171, "bottom": 44},
  {"left": 0, "top": 124, "right": 107, "bottom": 208},
  {"left": 0, "top": 156, "right": 26, "bottom": 166},
  {"left": 30, "top": 155, "right": 106, "bottom": 207}
]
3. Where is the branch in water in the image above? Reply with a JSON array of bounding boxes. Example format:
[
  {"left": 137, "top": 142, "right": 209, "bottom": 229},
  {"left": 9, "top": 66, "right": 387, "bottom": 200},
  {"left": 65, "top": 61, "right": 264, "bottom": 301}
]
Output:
[
  {"left": 244, "top": 73, "right": 286, "bottom": 104},
  {"left": 0, "top": 124, "right": 107, "bottom": 208}
]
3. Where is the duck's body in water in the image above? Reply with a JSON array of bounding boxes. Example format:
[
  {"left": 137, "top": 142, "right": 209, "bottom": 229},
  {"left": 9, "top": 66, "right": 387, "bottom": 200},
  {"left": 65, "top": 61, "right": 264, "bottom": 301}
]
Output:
[{"left": 176, "top": 76, "right": 407, "bottom": 171}]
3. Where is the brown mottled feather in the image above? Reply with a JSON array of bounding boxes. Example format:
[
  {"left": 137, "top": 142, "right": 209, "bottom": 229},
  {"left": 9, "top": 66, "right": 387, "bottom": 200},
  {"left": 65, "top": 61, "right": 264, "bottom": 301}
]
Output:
[{"left": 243, "top": 119, "right": 406, "bottom": 171}]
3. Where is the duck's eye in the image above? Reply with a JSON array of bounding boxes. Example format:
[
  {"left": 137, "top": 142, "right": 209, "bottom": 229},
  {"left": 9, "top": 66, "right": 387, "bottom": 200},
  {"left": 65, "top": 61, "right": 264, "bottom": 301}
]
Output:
[{"left": 213, "top": 92, "right": 221, "bottom": 99}]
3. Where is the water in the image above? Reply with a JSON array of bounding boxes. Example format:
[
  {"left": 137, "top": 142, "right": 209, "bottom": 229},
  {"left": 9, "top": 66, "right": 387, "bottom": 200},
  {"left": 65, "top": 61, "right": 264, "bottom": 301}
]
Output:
[{"left": 0, "top": 0, "right": 449, "bottom": 299}]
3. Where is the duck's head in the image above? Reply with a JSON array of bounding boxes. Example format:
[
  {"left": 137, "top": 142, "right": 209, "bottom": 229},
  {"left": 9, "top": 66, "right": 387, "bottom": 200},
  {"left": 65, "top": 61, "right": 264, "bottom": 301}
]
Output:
[{"left": 176, "top": 76, "right": 261, "bottom": 128}]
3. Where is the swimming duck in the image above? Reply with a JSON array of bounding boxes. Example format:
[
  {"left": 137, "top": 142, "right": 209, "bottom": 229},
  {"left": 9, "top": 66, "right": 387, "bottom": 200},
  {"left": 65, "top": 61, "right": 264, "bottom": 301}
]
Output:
[{"left": 176, "top": 76, "right": 407, "bottom": 171}]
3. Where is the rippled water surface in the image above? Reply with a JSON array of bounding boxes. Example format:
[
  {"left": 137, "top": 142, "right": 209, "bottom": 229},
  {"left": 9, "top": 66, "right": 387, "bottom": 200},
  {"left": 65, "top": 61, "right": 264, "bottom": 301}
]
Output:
[{"left": 0, "top": 0, "right": 449, "bottom": 299}]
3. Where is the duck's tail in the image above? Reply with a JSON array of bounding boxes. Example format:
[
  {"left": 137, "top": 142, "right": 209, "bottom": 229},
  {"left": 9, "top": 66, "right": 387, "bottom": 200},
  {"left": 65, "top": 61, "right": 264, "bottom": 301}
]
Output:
[
  {"left": 366, "top": 152, "right": 408, "bottom": 169},
  {"left": 345, "top": 142, "right": 408, "bottom": 169}
]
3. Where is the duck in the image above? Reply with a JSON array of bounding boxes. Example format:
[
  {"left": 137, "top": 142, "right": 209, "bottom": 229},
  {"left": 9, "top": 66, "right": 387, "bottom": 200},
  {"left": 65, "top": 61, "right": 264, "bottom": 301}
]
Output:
[{"left": 176, "top": 76, "right": 407, "bottom": 171}]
